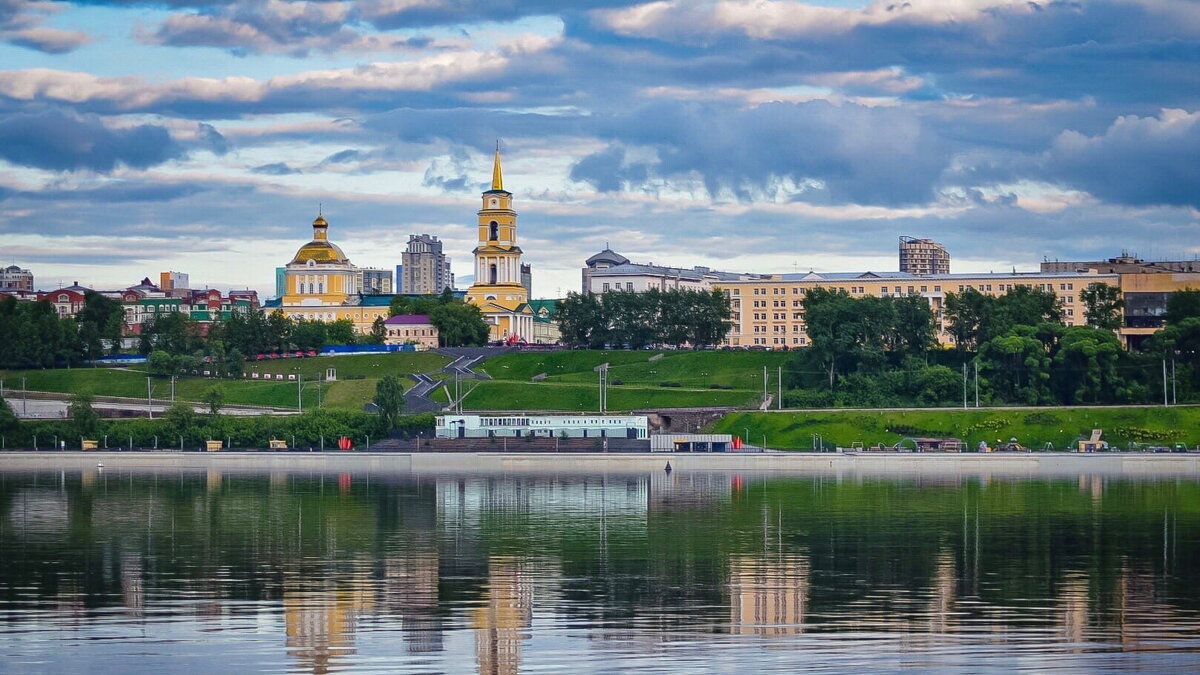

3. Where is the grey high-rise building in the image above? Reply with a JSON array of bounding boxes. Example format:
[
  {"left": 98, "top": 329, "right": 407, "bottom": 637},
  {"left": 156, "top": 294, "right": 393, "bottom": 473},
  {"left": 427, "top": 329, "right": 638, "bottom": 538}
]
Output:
[
  {"left": 899, "top": 236, "right": 950, "bottom": 275},
  {"left": 394, "top": 265, "right": 403, "bottom": 293},
  {"left": 358, "top": 267, "right": 393, "bottom": 295},
  {"left": 402, "top": 234, "right": 454, "bottom": 295},
  {"left": 520, "top": 263, "right": 532, "bottom": 297}
]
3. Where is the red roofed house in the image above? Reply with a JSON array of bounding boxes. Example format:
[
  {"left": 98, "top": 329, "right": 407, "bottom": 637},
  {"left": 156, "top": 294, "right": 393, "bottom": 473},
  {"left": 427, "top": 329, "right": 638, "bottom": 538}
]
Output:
[{"left": 383, "top": 314, "right": 439, "bottom": 349}]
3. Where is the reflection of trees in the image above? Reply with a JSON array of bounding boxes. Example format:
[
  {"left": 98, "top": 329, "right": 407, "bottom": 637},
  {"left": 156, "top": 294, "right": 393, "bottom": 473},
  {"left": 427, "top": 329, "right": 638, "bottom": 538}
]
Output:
[{"left": 1, "top": 469, "right": 1199, "bottom": 664}]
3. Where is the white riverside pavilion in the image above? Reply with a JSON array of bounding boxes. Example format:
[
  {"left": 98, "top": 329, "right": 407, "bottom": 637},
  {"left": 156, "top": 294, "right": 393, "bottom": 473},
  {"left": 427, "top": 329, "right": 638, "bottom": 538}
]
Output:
[{"left": 436, "top": 414, "right": 648, "bottom": 439}]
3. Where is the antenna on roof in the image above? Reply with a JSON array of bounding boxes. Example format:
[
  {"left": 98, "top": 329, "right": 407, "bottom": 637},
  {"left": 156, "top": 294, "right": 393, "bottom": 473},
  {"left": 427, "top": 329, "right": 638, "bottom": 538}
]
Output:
[{"left": 318, "top": 202, "right": 323, "bottom": 217}]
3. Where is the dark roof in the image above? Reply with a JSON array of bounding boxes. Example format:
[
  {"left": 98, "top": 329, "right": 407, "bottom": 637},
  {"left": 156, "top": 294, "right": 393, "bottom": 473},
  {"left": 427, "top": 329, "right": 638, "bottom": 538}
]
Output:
[
  {"left": 586, "top": 249, "right": 630, "bottom": 266},
  {"left": 384, "top": 314, "right": 432, "bottom": 325}
]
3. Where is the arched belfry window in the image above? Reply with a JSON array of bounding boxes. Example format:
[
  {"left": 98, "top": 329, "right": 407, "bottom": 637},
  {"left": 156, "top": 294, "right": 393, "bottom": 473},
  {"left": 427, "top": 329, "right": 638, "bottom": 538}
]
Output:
[
  {"left": 489, "top": 221, "right": 498, "bottom": 241},
  {"left": 489, "top": 264, "right": 498, "bottom": 284}
]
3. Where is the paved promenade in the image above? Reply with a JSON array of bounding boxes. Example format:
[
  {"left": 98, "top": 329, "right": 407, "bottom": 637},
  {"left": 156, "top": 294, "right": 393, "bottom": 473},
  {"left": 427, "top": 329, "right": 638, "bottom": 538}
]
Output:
[{"left": 2, "top": 451, "right": 1198, "bottom": 477}]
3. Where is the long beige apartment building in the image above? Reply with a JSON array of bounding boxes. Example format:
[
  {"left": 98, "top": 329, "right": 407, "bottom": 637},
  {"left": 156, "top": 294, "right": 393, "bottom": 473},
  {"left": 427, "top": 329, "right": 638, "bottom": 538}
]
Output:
[{"left": 713, "top": 270, "right": 1119, "bottom": 349}]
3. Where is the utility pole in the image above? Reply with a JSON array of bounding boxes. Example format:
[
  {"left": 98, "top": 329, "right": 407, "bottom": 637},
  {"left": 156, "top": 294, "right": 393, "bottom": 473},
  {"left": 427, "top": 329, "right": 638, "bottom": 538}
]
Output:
[
  {"left": 298, "top": 375, "right": 303, "bottom": 413},
  {"left": 777, "top": 366, "right": 782, "bottom": 410},
  {"left": 763, "top": 366, "right": 768, "bottom": 407},
  {"left": 974, "top": 361, "right": 979, "bottom": 408},
  {"left": 1163, "top": 359, "right": 1168, "bottom": 406},
  {"left": 22, "top": 377, "right": 26, "bottom": 417},
  {"left": 147, "top": 376, "right": 153, "bottom": 419},
  {"left": 1172, "top": 358, "right": 1177, "bottom": 405},
  {"left": 962, "top": 363, "right": 968, "bottom": 410},
  {"left": 171, "top": 376, "right": 176, "bottom": 402}
]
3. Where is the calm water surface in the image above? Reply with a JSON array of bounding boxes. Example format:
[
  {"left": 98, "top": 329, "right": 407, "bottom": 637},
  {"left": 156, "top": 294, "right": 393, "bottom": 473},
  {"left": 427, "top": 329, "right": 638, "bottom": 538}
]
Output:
[{"left": 1, "top": 467, "right": 1198, "bottom": 673}]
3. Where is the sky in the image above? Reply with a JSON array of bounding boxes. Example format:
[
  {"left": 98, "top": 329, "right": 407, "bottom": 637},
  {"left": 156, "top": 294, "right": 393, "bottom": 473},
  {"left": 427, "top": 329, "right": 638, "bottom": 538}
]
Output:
[{"left": 1, "top": 0, "right": 1199, "bottom": 298}]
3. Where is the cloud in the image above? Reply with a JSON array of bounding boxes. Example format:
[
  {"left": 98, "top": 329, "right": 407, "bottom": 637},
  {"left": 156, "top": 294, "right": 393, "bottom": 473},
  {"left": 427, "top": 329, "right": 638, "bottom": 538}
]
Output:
[
  {"left": 250, "top": 161, "right": 302, "bottom": 175},
  {"left": 0, "top": 42, "right": 543, "bottom": 116},
  {"left": 0, "top": 0, "right": 92, "bottom": 53},
  {"left": 0, "top": 110, "right": 230, "bottom": 172},
  {"left": 140, "top": 0, "right": 439, "bottom": 55},
  {"left": 1039, "top": 108, "right": 1200, "bottom": 208}
]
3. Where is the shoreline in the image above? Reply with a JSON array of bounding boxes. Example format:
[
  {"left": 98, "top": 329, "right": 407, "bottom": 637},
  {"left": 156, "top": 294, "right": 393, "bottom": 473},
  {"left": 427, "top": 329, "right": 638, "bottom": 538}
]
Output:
[{"left": 2, "top": 451, "right": 1199, "bottom": 476}]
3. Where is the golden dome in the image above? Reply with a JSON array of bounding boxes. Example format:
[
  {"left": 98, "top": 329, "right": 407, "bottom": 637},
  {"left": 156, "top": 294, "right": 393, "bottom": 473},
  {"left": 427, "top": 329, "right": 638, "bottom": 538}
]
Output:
[
  {"left": 290, "top": 240, "right": 350, "bottom": 265},
  {"left": 312, "top": 215, "right": 328, "bottom": 227}
]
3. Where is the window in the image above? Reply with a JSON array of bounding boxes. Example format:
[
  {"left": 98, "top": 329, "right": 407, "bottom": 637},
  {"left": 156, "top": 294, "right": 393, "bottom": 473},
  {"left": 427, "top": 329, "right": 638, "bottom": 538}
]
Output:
[
  {"left": 881, "top": 287, "right": 888, "bottom": 294},
  {"left": 920, "top": 286, "right": 927, "bottom": 293},
  {"left": 626, "top": 282, "right": 633, "bottom": 291},
  {"left": 489, "top": 221, "right": 499, "bottom": 240}
]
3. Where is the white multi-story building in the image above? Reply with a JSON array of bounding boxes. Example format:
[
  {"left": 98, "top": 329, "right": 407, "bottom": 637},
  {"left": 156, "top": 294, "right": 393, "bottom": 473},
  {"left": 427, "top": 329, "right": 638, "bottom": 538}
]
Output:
[{"left": 582, "top": 248, "right": 753, "bottom": 294}]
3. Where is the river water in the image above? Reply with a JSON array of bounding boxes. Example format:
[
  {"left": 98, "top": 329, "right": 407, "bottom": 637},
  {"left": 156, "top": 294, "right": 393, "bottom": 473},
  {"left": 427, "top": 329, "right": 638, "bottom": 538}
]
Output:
[{"left": 0, "top": 467, "right": 1198, "bottom": 673}]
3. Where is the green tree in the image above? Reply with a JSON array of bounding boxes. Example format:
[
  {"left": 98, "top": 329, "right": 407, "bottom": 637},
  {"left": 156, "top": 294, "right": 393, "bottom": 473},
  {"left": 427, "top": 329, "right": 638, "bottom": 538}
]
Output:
[
  {"left": 430, "top": 301, "right": 489, "bottom": 346},
  {"left": 556, "top": 292, "right": 610, "bottom": 349},
  {"left": 0, "top": 397, "right": 20, "bottom": 435},
  {"left": 1166, "top": 289, "right": 1200, "bottom": 325},
  {"left": 326, "top": 319, "right": 357, "bottom": 345},
  {"left": 1080, "top": 283, "right": 1124, "bottom": 331},
  {"left": 1051, "top": 326, "right": 1129, "bottom": 404},
  {"left": 978, "top": 325, "right": 1053, "bottom": 405},
  {"left": 164, "top": 401, "right": 197, "bottom": 438},
  {"left": 76, "top": 292, "right": 126, "bottom": 356},
  {"left": 147, "top": 350, "right": 177, "bottom": 377},
  {"left": 373, "top": 375, "right": 406, "bottom": 430},
  {"left": 369, "top": 316, "right": 387, "bottom": 345},
  {"left": 68, "top": 393, "right": 100, "bottom": 437},
  {"left": 202, "top": 385, "right": 225, "bottom": 416}
]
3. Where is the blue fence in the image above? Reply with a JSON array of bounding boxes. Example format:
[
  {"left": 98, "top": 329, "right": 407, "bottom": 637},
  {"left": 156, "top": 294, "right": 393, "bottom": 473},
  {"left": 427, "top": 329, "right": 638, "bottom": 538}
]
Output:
[
  {"left": 320, "top": 344, "right": 417, "bottom": 355},
  {"left": 91, "top": 355, "right": 148, "bottom": 365}
]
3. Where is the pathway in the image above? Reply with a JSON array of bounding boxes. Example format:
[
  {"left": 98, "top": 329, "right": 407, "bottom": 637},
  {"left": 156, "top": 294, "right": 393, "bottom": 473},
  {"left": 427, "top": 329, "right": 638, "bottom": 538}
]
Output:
[{"left": 403, "top": 347, "right": 514, "bottom": 414}]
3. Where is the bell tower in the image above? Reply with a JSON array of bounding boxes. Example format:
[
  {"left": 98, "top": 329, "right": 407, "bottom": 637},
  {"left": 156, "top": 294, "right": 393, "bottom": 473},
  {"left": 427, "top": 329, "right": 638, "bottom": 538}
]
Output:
[
  {"left": 471, "top": 144, "right": 524, "bottom": 291},
  {"left": 465, "top": 143, "right": 533, "bottom": 341}
]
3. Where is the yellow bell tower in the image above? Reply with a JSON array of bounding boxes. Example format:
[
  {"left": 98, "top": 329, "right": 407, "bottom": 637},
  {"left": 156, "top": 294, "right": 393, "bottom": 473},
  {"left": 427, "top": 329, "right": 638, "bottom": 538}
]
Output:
[{"left": 465, "top": 144, "right": 533, "bottom": 341}]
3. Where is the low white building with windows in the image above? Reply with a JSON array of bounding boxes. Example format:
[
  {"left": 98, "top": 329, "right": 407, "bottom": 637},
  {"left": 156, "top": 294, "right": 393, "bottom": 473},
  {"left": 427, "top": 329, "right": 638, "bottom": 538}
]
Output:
[{"left": 436, "top": 414, "right": 648, "bottom": 439}]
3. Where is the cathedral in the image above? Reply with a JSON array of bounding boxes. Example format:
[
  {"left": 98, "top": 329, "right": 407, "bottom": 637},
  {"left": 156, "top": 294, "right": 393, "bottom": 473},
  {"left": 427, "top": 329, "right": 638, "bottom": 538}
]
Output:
[
  {"left": 464, "top": 147, "right": 534, "bottom": 342},
  {"left": 275, "top": 212, "right": 390, "bottom": 332}
]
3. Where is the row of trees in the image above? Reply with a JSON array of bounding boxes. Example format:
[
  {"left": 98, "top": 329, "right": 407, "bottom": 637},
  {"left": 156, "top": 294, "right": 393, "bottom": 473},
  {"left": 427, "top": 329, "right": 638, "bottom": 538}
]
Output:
[
  {"left": 0, "top": 293, "right": 127, "bottom": 369},
  {"left": 788, "top": 285, "right": 1200, "bottom": 407},
  {"left": 388, "top": 289, "right": 489, "bottom": 347},
  {"left": 0, "top": 374, "right": 415, "bottom": 447},
  {"left": 556, "top": 289, "right": 732, "bottom": 349}
]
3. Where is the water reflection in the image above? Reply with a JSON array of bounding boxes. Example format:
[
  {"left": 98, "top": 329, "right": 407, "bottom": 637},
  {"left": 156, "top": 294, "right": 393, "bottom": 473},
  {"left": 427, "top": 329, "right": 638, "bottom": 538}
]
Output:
[{"left": 0, "top": 468, "right": 1198, "bottom": 673}]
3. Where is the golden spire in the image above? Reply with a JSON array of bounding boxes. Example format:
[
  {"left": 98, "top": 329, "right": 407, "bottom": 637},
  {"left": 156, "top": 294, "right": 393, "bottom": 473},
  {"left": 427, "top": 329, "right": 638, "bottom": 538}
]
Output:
[{"left": 491, "top": 140, "right": 503, "bottom": 191}]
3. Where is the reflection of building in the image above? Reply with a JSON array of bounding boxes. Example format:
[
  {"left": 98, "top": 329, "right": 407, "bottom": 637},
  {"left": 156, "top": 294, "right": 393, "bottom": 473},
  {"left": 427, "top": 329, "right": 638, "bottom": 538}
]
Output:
[
  {"left": 464, "top": 148, "right": 534, "bottom": 342},
  {"left": 1058, "top": 572, "right": 1090, "bottom": 646},
  {"left": 474, "top": 556, "right": 532, "bottom": 675},
  {"left": 899, "top": 236, "right": 951, "bottom": 275},
  {"left": 284, "top": 582, "right": 374, "bottom": 675},
  {"left": 383, "top": 551, "right": 444, "bottom": 654},
  {"left": 926, "top": 550, "right": 957, "bottom": 634},
  {"left": 728, "top": 554, "right": 809, "bottom": 635}
]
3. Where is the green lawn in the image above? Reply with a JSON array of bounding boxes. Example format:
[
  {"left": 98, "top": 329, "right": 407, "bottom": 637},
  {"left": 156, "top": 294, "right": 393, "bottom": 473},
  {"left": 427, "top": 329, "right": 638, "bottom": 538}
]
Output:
[
  {"left": 712, "top": 407, "right": 1200, "bottom": 451},
  {"left": 480, "top": 349, "right": 792, "bottom": 388},
  {"left": 462, "top": 380, "right": 757, "bottom": 411},
  {"left": 0, "top": 351, "right": 446, "bottom": 411},
  {"left": 241, "top": 352, "right": 449, "bottom": 379}
]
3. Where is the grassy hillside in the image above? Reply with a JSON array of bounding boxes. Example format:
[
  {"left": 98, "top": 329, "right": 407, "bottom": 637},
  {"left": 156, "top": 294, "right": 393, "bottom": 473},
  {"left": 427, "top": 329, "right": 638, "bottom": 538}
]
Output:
[
  {"left": 712, "top": 408, "right": 1200, "bottom": 451},
  {"left": 1, "top": 352, "right": 447, "bottom": 411},
  {"left": 465, "top": 349, "right": 788, "bottom": 411},
  {"left": 461, "top": 380, "right": 756, "bottom": 412},
  {"left": 481, "top": 349, "right": 790, "bottom": 389}
]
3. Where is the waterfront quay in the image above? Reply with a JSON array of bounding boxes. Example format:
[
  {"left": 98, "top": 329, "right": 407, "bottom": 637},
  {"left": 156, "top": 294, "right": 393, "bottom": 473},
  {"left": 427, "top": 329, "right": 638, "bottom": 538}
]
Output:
[{"left": 4, "top": 451, "right": 1199, "bottom": 476}]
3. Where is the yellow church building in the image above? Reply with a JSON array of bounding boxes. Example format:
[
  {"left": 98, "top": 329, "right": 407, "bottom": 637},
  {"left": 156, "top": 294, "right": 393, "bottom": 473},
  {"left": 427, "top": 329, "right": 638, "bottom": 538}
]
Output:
[
  {"left": 276, "top": 213, "right": 389, "bottom": 333},
  {"left": 464, "top": 148, "right": 534, "bottom": 342}
]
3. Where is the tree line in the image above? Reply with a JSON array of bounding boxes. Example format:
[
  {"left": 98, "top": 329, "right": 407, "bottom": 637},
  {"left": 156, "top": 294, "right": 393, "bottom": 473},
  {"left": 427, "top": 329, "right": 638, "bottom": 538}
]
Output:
[
  {"left": 787, "top": 283, "right": 1200, "bottom": 408},
  {"left": 555, "top": 289, "right": 732, "bottom": 349}
]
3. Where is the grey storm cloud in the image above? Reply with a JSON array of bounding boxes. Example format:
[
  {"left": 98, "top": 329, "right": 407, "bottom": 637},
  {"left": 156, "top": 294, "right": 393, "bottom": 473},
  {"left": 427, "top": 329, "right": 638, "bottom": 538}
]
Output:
[
  {"left": 1038, "top": 109, "right": 1200, "bottom": 208},
  {"left": 571, "top": 100, "right": 955, "bottom": 206},
  {"left": 0, "top": 110, "right": 228, "bottom": 172},
  {"left": 250, "top": 161, "right": 301, "bottom": 175}
]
